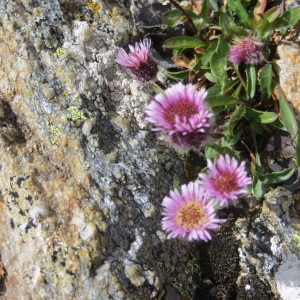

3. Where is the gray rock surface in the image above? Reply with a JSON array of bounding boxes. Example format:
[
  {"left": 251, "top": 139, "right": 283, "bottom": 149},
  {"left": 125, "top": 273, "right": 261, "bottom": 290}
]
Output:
[
  {"left": 0, "top": 1, "right": 195, "bottom": 299},
  {"left": 234, "top": 187, "right": 300, "bottom": 299}
]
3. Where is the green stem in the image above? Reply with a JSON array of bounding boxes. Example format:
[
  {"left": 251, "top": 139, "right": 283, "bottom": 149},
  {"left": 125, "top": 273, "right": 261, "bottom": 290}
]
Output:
[{"left": 233, "top": 65, "right": 247, "bottom": 92}]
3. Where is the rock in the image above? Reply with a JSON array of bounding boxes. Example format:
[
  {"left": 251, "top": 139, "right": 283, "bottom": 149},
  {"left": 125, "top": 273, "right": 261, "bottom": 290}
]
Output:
[
  {"left": 235, "top": 187, "right": 300, "bottom": 300},
  {"left": 0, "top": 1, "right": 195, "bottom": 299},
  {"left": 276, "top": 42, "right": 300, "bottom": 118}
]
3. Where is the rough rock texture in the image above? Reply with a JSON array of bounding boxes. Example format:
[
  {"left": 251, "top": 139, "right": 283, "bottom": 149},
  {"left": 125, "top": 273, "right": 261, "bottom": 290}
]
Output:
[
  {"left": 0, "top": 1, "right": 196, "bottom": 299},
  {"left": 234, "top": 187, "right": 300, "bottom": 300},
  {"left": 277, "top": 42, "right": 300, "bottom": 118}
]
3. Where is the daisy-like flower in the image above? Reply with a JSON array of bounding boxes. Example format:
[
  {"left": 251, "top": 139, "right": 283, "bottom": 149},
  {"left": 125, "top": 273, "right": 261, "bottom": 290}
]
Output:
[
  {"left": 146, "top": 82, "right": 214, "bottom": 149},
  {"left": 228, "top": 35, "right": 264, "bottom": 66},
  {"left": 115, "top": 39, "right": 158, "bottom": 82},
  {"left": 198, "top": 154, "right": 252, "bottom": 205},
  {"left": 161, "top": 181, "right": 225, "bottom": 242}
]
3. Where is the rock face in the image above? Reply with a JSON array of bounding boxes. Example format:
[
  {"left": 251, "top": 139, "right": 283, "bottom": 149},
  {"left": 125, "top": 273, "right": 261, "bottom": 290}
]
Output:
[
  {"left": 234, "top": 187, "right": 300, "bottom": 300},
  {"left": 277, "top": 42, "right": 300, "bottom": 118},
  {"left": 0, "top": 1, "right": 194, "bottom": 299}
]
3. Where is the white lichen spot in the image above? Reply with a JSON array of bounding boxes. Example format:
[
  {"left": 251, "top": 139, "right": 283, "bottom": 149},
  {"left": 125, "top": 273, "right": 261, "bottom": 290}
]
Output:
[{"left": 73, "top": 21, "right": 91, "bottom": 44}]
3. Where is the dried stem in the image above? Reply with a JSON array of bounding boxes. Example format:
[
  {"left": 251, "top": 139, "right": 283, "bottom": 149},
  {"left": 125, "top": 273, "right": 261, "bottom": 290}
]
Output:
[{"left": 169, "top": 0, "right": 199, "bottom": 37}]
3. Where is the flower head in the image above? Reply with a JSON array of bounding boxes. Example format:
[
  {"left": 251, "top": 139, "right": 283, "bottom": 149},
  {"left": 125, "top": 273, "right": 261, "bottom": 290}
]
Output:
[
  {"left": 228, "top": 36, "right": 264, "bottom": 65},
  {"left": 161, "top": 181, "right": 225, "bottom": 242},
  {"left": 146, "top": 82, "right": 214, "bottom": 149},
  {"left": 115, "top": 39, "right": 158, "bottom": 82},
  {"left": 199, "top": 154, "right": 252, "bottom": 205}
]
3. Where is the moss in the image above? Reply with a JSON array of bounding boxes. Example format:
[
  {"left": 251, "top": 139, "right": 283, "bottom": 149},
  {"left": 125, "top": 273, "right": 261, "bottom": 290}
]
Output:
[
  {"left": 177, "top": 152, "right": 189, "bottom": 177},
  {"left": 172, "top": 176, "right": 181, "bottom": 190}
]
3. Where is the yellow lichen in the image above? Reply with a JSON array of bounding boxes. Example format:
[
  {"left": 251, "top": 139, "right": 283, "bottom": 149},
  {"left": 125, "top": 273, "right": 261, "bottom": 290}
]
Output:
[
  {"left": 66, "top": 106, "right": 87, "bottom": 121},
  {"left": 48, "top": 125, "right": 63, "bottom": 145},
  {"left": 49, "top": 125, "right": 63, "bottom": 136},
  {"left": 88, "top": 1, "right": 101, "bottom": 13},
  {"left": 74, "top": 13, "right": 85, "bottom": 21},
  {"left": 56, "top": 47, "right": 64, "bottom": 57},
  {"left": 292, "top": 231, "right": 300, "bottom": 251}
]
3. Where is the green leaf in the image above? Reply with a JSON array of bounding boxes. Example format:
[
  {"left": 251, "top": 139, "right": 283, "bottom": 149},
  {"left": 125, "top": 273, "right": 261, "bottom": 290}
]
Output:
[
  {"left": 166, "top": 69, "right": 190, "bottom": 80},
  {"left": 246, "top": 65, "right": 257, "bottom": 99},
  {"left": 207, "top": 95, "right": 240, "bottom": 107},
  {"left": 200, "top": 0, "right": 219, "bottom": 17},
  {"left": 265, "top": 6, "right": 282, "bottom": 23},
  {"left": 261, "top": 7, "right": 300, "bottom": 37},
  {"left": 207, "top": 84, "right": 222, "bottom": 96},
  {"left": 278, "top": 85, "right": 298, "bottom": 135},
  {"left": 221, "top": 129, "right": 243, "bottom": 146},
  {"left": 246, "top": 107, "right": 277, "bottom": 124},
  {"left": 192, "top": 54, "right": 203, "bottom": 71},
  {"left": 232, "top": 82, "right": 243, "bottom": 98},
  {"left": 251, "top": 121, "right": 264, "bottom": 134},
  {"left": 210, "top": 36, "right": 229, "bottom": 84},
  {"left": 253, "top": 0, "right": 267, "bottom": 24},
  {"left": 162, "top": 9, "right": 184, "bottom": 27},
  {"left": 226, "top": 104, "right": 246, "bottom": 135},
  {"left": 207, "top": 0, "right": 219, "bottom": 11},
  {"left": 211, "top": 51, "right": 226, "bottom": 82},
  {"left": 201, "top": 40, "right": 218, "bottom": 66},
  {"left": 164, "top": 36, "right": 207, "bottom": 49},
  {"left": 270, "top": 7, "right": 300, "bottom": 29},
  {"left": 259, "top": 64, "right": 273, "bottom": 100},
  {"left": 254, "top": 17, "right": 271, "bottom": 38},
  {"left": 216, "top": 35, "right": 230, "bottom": 58},
  {"left": 219, "top": 12, "right": 247, "bottom": 36},
  {"left": 151, "top": 84, "right": 165, "bottom": 95},
  {"left": 227, "top": 0, "right": 251, "bottom": 28},
  {"left": 296, "top": 132, "right": 300, "bottom": 167},
  {"left": 205, "top": 72, "right": 219, "bottom": 83},
  {"left": 198, "top": 0, "right": 210, "bottom": 18},
  {"left": 207, "top": 80, "right": 238, "bottom": 96},
  {"left": 204, "top": 144, "right": 234, "bottom": 160},
  {"left": 258, "top": 167, "right": 295, "bottom": 184},
  {"left": 252, "top": 175, "right": 266, "bottom": 198}
]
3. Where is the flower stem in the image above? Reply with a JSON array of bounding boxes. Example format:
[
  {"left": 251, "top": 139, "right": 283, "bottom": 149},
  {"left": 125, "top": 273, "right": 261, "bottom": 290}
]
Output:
[
  {"left": 155, "top": 80, "right": 167, "bottom": 90},
  {"left": 233, "top": 65, "right": 247, "bottom": 92},
  {"left": 250, "top": 124, "right": 261, "bottom": 167},
  {"left": 169, "top": 0, "right": 199, "bottom": 36}
]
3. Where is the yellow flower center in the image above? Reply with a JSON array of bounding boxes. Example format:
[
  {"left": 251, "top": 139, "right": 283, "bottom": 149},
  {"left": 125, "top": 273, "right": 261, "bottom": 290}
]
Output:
[{"left": 176, "top": 200, "right": 207, "bottom": 230}]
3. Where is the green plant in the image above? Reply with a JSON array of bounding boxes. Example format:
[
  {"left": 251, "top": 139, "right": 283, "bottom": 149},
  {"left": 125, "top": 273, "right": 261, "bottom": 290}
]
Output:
[{"left": 162, "top": 0, "right": 300, "bottom": 198}]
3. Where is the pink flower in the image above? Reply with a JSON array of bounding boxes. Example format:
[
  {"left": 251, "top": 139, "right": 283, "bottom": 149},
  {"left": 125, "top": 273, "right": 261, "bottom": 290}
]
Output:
[
  {"left": 228, "top": 36, "right": 264, "bottom": 65},
  {"left": 161, "top": 181, "right": 225, "bottom": 242},
  {"left": 146, "top": 82, "right": 214, "bottom": 149},
  {"left": 199, "top": 154, "right": 252, "bottom": 205},
  {"left": 115, "top": 39, "right": 158, "bottom": 82}
]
